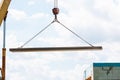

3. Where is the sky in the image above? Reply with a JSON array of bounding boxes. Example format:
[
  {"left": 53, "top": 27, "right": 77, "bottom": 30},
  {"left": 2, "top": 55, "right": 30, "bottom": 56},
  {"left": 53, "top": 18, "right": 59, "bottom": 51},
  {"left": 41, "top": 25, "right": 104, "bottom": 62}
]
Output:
[{"left": 0, "top": 0, "right": 120, "bottom": 80}]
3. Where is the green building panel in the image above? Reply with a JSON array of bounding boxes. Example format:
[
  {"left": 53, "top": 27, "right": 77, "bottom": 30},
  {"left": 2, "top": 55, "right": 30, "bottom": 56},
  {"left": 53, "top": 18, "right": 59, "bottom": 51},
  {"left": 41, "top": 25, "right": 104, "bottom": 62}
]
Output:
[{"left": 84, "top": 63, "right": 120, "bottom": 80}]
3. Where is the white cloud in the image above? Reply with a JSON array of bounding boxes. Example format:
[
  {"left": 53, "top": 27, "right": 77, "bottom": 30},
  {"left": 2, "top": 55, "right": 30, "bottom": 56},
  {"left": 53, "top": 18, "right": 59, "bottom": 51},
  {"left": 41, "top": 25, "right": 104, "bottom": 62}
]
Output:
[
  {"left": 9, "top": 9, "right": 27, "bottom": 20},
  {"left": 9, "top": 8, "right": 48, "bottom": 22},
  {"left": 46, "top": 64, "right": 88, "bottom": 80},
  {"left": 6, "top": 33, "right": 22, "bottom": 48},
  {"left": 93, "top": 0, "right": 120, "bottom": 23},
  {"left": 8, "top": 73, "right": 26, "bottom": 80},
  {"left": 0, "top": 30, "right": 3, "bottom": 43},
  {"left": 28, "top": 1, "right": 35, "bottom": 6},
  {"left": 56, "top": 0, "right": 120, "bottom": 43},
  {"left": 30, "top": 13, "right": 47, "bottom": 19}
]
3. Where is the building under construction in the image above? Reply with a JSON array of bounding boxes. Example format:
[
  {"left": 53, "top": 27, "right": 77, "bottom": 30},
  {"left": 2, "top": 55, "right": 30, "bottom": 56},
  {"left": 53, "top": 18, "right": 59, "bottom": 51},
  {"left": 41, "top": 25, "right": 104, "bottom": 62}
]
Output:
[{"left": 84, "top": 63, "right": 120, "bottom": 80}]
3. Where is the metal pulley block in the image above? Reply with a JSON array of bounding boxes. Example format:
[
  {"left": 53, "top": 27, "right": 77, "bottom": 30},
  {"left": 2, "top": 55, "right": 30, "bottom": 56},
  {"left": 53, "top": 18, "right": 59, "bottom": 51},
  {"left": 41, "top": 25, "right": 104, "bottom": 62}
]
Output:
[{"left": 52, "top": 8, "right": 59, "bottom": 15}]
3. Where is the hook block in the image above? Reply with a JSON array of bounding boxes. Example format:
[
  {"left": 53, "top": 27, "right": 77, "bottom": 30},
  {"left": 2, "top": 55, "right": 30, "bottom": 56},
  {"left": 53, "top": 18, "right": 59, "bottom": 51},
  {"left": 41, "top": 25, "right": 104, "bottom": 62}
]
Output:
[{"left": 52, "top": 8, "right": 59, "bottom": 15}]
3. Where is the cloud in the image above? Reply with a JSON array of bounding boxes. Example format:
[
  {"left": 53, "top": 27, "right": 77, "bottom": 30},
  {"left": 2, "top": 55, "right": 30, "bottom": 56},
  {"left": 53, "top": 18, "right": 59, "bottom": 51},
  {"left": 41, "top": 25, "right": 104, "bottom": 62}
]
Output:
[
  {"left": 9, "top": 9, "right": 48, "bottom": 21},
  {"left": 0, "top": 30, "right": 3, "bottom": 44},
  {"left": 9, "top": 9, "right": 27, "bottom": 20},
  {"left": 28, "top": 1, "right": 35, "bottom": 6},
  {"left": 56, "top": 0, "right": 120, "bottom": 43},
  {"left": 7, "top": 62, "right": 85, "bottom": 80},
  {"left": 30, "top": 13, "right": 48, "bottom": 19},
  {"left": 6, "top": 33, "right": 22, "bottom": 48},
  {"left": 101, "top": 41, "right": 120, "bottom": 60}
]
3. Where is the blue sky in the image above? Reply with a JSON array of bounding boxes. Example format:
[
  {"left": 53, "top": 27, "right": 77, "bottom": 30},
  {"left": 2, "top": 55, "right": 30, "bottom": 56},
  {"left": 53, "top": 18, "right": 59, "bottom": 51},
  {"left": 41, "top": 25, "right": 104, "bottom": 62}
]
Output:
[{"left": 0, "top": 0, "right": 120, "bottom": 80}]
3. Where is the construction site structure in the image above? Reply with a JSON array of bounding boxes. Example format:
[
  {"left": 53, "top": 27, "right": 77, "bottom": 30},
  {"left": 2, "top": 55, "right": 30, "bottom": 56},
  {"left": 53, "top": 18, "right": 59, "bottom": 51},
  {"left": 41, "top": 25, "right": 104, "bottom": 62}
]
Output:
[
  {"left": 0, "top": 0, "right": 11, "bottom": 80},
  {"left": 0, "top": 0, "right": 11, "bottom": 26},
  {"left": 84, "top": 63, "right": 120, "bottom": 80}
]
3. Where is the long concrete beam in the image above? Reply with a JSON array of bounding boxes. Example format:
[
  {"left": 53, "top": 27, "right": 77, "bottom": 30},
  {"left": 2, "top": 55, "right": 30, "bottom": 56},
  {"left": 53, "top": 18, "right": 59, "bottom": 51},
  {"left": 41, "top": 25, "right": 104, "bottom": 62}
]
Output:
[{"left": 9, "top": 46, "right": 102, "bottom": 52}]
